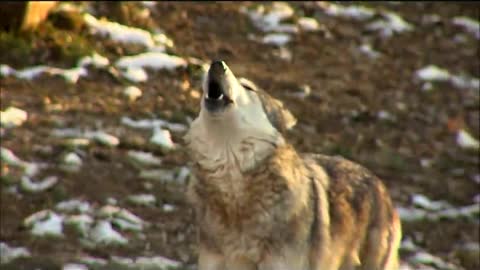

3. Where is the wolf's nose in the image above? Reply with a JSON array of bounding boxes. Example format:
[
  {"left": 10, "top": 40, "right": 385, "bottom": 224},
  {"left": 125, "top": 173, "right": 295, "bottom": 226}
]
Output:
[{"left": 209, "top": 60, "right": 227, "bottom": 75}]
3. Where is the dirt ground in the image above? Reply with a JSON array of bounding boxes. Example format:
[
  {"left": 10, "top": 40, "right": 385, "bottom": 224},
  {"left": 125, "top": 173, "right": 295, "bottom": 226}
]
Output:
[{"left": 1, "top": 2, "right": 479, "bottom": 270}]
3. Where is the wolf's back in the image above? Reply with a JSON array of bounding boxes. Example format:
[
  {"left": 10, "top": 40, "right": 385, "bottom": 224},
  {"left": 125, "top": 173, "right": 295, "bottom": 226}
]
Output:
[{"left": 303, "top": 153, "right": 402, "bottom": 270}]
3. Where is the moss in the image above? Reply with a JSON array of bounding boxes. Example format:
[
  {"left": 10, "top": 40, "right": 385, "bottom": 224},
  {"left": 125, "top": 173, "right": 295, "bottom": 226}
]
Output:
[{"left": 0, "top": 31, "right": 32, "bottom": 67}]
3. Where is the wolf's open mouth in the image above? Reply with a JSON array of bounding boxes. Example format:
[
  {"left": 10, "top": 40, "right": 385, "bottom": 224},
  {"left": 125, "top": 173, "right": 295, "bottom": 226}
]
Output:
[{"left": 206, "top": 80, "right": 224, "bottom": 100}]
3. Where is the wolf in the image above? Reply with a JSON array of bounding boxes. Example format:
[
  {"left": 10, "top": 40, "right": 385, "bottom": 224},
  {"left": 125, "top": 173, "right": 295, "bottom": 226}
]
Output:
[{"left": 184, "top": 61, "right": 401, "bottom": 270}]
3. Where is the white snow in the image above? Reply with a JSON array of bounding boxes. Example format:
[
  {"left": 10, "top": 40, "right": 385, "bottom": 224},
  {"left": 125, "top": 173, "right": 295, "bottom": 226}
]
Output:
[
  {"left": 321, "top": 3, "right": 375, "bottom": 20},
  {"left": 141, "top": 1, "right": 157, "bottom": 8},
  {"left": 0, "top": 107, "right": 28, "bottom": 127},
  {"left": 84, "top": 131, "right": 120, "bottom": 146},
  {"left": 134, "top": 256, "right": 181, "bottom": 269},
  {"left": 63, "top": 263, "right": 89, "bottom": 270},
  {"left": 163, "top": 204, "right": 176, "bottom": 212},
  {"left": 415, "top": 65, "right": 480, "bottom": 91},
  {"left": 117, "top": 209, "right": 144, "bottom": 225},
  {"left": 400, "top": 237, "right": 420, "bottom": 252},
  {"left": 83, "top": 14, "right": 155, "bottom": 48},
  {"left": 450, "top": 75, "right": 480, "bottom": 91},
  {"left": 20, "top": 175, "right": 58, "bottom": 193},
  {"left": 14, "top": 65, "right": 49, "bottom": 80},
  {"left": 121, "top": 116, "right": 187, "bottom": 132},
  {"left": 409, "top": 251, "right": 460, "bottom": 270},
  {"left": 64, "top": 214, "right": 94, "bottom": 236},
  {"left": 359, "top": 44, "right": 381, "bottom": 59},
  {"left": 377, "top": 110, "right": 394, "bottom": 121},
  {"left": 123, "top": 86, "right": 143, "bottom": 101},
  {"left": 298, "top": 17, "right": 320, "bottom": 32},
  {"left": 150, "top": 127, "right": 176, "bottom": 150},
  {"left": 127, "top": 194, "right": 157, "bottom": 206},
  {"left": 367, "top": 12, "right": 413, "bottom": 37},
  {"left": 415, "top": 65, "right": 451, "bottom": 81},
  {"left": 242, "top": 2, "right": 297, "bottom": 33},
  {"left": 97, "top": 206, "right": 144, "bottom": 226},
  {"left": 0, "top": 64, "right": 15, "bottom": 76},
  {"left": 452, "top": 16, "right": 480, "bottom": 39},
  {"left": 398, "top": 202, "right": 479, "bottom": 222},
  {"left": 0, "top": 242, "right": 31, "bottom": 264},
  {"left": 262, "top": 33, "right": 291, "bottom": 46},
  {"left": 139, "top": 169, "right": 176, "bottom": 182},
  {"left": 121, "top": 67, "right": 148, "bottom": 83},
  {"left": 111, "top": 218, "right": 143, "bottom": 232},
  {"left": 127, "top": 150, "right": 162, "bottom": 166},
  {"left": 63, "top": 152, "right": 83, "bottom": 166},
  {"left": 397, "top": 206, "right": 428, "bottom": 222},
  {"left": 52, "top": 128, "right": 119, "bottom": 146},
  {"left": 24, "top": 210, "right": 64, "bottom": 237},
  {"left": 2, "top": 64, "right": 88, "bottom": 84},
  {"left": 56, "top": 199, "right": 91, "bottom": 213},
  {"left": 116, "top": 52, "right": 187, "bottom": 70},
  {"left": 89, "top": 220, "right": 128, "bottom": 245},
  {"left": 456, "top": 129, "right": 480, "bottom": 150},
  {"left": 77, "top": 256, "right": 108, "bottom": 266},
  {"left": 78, "top": 53, "right": 110, "bottom": 68},
  {"left": 111, "top": 255, "right": 181, "bottom": 269},
  {"left": 412, "top": 194, "right": 451, "bottom": 211},
  {"left": 1, "top": 147, "right": 42, "bottom": 177}
]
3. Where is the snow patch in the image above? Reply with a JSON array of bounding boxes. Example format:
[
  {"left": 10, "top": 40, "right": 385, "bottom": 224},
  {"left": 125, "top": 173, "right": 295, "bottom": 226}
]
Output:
[
  {"left": 63, "top": 263, "right": 89, "bottom": 270},
  {"left": 359, "top": 44, "right": 381, "bottom": 59},
  {"left": 319, "top": 3, "right": 375, "bottom": 20},
  {"left": 56, "top": 199, "right": 91, "bottom": 213},
  {"left": 20, "top": 176, "right": 58, "bottom": 193},
  {"left": 262, "top": 33, "right": 291, "bottom": 46},
  {"left": 298, "top": 17, "right": 320, "bottom": 32},
  {"left": 64, "top": 214, "right": 94, "bottom": 236},
  {"left": 409, "top": 251, "right": 461, "bottom": 270},
  {"left": 63, "top": 152, "right": 83, "bottom": 166},
  {"left": 456, "top": 129, "right": 479, "bottom": 150},
  {"left": 452, "top": 16, "right": 480, "bottom": 39},
  {"left": 127, "top": 194, "right": 157, "bottom": 206},
  {"left": 242, "top": 2, "right": 297, "bottom": 33},
  {"left": 89, "top": 220, "right": 128, "bottom": 245},
  {"left": 78, "top": 53, "right": 110, "bottom": 68},
  {"left": 0, "top": 107, "right": 27, "bottom": 128},
  {"left": 121, "top": 116, "right": 187, "bottom": 132},
  {"left": 127, "top": 150, "right": 162, "bottom": 166},
  {"left": 0, "top": 242, "right": 31, "bottom": 264},
  {"left": 1, "top": 64, "right": 88, "bottom": 83},
  {"left": 116, "top": 52, "right": 187, "bottom": 71},
  {"left": 150, "top": 128, "right": 176, "bottom": 150},
  {"left": 83, "top": 13, "right": 154, "bottom": 48},
  {"left": 110, "top": 255, "right": 181, "bottom": 269},
  {"left": 24, "top": 210, "right": 64, "bottom": 237},
  {"left": 123, "top": 86, "right": 143, "bottom": 101},
  {"left": 415, "top": 65, "right": 480, "bottom": 91},
  {"left": 121, "top": 67, "right": 148, "bottom": 83},
  {"left": 367, "top": 12, "right": 413, "bottom": 37}
]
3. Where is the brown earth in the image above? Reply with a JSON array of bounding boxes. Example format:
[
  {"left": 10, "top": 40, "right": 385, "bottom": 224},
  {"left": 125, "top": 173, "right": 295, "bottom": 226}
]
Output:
[{"left": 1, "top": 2, "right": 479, "bottom": 270}]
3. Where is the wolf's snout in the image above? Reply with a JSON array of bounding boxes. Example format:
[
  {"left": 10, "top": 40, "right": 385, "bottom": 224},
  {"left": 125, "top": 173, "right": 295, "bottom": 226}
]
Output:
[{"left": 209, "top": 60, "right": 227, "bottom": 76}]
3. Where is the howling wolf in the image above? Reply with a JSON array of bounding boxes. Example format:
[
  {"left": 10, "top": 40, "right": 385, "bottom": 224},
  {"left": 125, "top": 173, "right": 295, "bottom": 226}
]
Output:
[{"left": 184, "top": 61, "right": 401, "bottom": 270}]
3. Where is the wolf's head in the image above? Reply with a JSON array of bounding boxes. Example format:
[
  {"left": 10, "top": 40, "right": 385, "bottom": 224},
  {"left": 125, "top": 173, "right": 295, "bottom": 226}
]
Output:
[{"left": 185, "top": 61, "right": 296, "bottom": 171}]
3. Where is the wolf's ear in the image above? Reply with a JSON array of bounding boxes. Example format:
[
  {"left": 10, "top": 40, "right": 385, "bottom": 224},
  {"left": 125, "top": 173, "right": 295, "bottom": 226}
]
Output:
[
  {"left": 238, "top": 77, "right": 258, "bottom": 92},
  {"left": 239, "top": 77, "right": 297, "bottom": 132}
]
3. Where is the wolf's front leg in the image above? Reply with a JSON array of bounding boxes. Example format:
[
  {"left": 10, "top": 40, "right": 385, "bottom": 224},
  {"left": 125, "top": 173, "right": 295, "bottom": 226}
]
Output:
[
  {"left": 198, "top": 247, "right": 224, "bottom": 270},
  {"left": 258, "top": 251, "right": 309, "bottom": 270}
]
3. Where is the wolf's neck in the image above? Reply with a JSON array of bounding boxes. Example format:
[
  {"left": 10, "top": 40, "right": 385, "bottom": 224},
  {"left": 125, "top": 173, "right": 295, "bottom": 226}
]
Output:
[{"left": 185, "top": 117, "right": 284, "bottom": 174}]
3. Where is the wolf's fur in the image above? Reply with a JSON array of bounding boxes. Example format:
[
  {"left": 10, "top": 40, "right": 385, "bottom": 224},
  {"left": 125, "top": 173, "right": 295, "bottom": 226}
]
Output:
[{"left": 185, "top": 61, "right": 401, "bottom": 270}]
